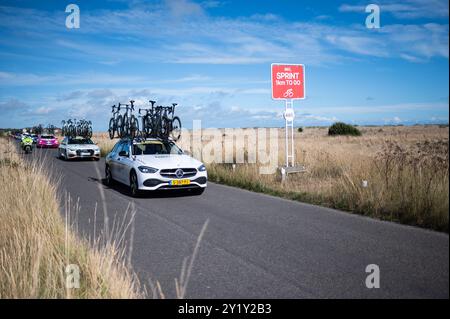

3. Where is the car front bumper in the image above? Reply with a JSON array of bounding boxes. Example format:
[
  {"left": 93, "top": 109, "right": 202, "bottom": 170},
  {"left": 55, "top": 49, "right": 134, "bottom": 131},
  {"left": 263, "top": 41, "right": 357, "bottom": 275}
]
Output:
[
  {"left": 137, "top": 172, "right": 208, "bottom": 191},
  {"left": 66, "top": 149, "right": 101, "bottom": 159},
  {"left": 37, "top": 143, "right": 59, "bottom": 148}
]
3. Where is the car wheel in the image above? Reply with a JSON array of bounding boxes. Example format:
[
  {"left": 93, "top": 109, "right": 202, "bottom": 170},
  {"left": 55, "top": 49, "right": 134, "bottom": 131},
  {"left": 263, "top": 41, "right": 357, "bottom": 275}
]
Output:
[
  {"left": 105, "top": 165, "right": 114, "bottom": 186},
  {"left": 130, "top": 171, "right": 140, "bottom": 197}
]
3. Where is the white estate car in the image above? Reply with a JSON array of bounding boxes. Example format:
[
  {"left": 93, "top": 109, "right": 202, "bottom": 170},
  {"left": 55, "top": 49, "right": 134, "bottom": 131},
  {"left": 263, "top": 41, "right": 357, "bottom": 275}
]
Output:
[
  {"left": 59, "top": 136, "right": 101, "bottom": 160},
  {"left": 105, "top": 138, "right": 207, "bottom": 197}
]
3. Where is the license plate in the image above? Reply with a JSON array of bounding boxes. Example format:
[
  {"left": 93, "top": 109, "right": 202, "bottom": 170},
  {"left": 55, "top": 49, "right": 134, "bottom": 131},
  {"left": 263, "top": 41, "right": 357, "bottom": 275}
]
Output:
[
  {"left": 81, "top": 152, "right": 90, "bottom": 156},
  {"left": 170, "top": 179, "right": 190, "bottom": 186}
]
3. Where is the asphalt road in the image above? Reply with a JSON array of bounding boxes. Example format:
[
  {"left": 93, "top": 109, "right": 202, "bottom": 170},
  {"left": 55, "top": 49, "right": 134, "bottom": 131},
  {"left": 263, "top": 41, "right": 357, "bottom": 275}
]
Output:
[{"left": 30, "top": 147, "right": 448, "bottom": 298}]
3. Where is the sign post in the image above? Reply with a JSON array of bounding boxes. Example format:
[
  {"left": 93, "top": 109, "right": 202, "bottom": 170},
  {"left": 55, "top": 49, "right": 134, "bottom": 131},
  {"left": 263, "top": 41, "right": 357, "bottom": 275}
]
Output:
[{"left": 271, "top": 63, "right": 305, "bottom": 169}]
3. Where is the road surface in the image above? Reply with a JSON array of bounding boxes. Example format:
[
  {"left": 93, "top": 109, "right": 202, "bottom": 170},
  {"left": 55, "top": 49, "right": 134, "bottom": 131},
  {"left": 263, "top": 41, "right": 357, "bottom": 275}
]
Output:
[{"left": 31, "top": 147, "right": 449, "bottom": 298}]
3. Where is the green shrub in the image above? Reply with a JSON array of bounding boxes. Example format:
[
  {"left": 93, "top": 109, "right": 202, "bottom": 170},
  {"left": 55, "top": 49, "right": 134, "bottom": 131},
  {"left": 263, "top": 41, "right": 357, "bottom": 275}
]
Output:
[
  {"left": 328, "top": 122, "right": 362, "bottom": 136},
  {"left": 297, "top": 127, "right": 304, "bottom": 133}
]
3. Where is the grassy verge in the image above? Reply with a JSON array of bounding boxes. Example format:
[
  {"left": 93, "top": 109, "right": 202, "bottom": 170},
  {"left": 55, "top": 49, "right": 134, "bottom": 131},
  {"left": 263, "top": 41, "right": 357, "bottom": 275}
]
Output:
[
  {"left": 0, "top": 137, "right": 143, "bottom": 298},
  {"left": 207, "top": 139, "right": 449, "bottom": 232}
]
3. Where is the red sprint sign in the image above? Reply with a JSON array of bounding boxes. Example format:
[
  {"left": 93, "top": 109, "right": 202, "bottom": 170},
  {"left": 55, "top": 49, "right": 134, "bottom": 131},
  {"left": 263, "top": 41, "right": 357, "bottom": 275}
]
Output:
[{"left": 271, "top": 64, "right": 305, "bottom": 100}]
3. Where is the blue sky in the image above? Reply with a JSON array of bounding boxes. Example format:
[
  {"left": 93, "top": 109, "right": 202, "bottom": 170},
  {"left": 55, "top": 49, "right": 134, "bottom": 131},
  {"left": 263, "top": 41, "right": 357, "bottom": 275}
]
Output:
[{"left": 0, "top": 0, "right": 448, "bottom": 129}]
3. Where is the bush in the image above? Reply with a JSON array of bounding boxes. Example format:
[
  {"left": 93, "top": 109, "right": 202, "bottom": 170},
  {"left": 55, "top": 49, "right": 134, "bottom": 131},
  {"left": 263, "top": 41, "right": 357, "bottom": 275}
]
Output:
[
  {"left": 328, "top": 122, "right": 361, "bottom": 136},
  {"left": 297, "top": 127, "right": 304, "bottom": 133}
]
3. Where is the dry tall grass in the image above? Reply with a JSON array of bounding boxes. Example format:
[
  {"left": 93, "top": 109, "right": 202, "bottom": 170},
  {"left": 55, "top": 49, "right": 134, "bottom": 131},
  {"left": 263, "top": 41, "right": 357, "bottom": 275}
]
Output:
[
  {"left": 92, "top": 125, "right": 449, "bottom": 232},
  {"left": 0, "top": 137, "right": 143, "bottom": 298}
]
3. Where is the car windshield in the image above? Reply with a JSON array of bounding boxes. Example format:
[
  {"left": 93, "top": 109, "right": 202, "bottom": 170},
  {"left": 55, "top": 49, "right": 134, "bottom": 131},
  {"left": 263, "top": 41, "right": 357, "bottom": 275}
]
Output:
[
  {"left": 68, "top": 138, "right": 93, "bottom": 145},
  {"left": 41, "top": 135, "right": 55, "bottom": 139},
  {"left": 132, "top": 141, "right": 183, "bottom": 155}
]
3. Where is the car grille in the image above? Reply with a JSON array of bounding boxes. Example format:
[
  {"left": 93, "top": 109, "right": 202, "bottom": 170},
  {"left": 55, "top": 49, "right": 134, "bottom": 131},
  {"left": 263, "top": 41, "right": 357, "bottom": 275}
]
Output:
[
  {"left": 76, "top": 149, "right": 94, "bottom": 156},
  {"left": 159, "top": 168, "right": 197, "bottom": 178}
]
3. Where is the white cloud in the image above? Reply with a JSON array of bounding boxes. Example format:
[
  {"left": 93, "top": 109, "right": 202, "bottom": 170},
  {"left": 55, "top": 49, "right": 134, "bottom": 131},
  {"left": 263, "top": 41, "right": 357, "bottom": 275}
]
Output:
[{"left": 165, "top": 0, "right": 204, "bottom": 17}]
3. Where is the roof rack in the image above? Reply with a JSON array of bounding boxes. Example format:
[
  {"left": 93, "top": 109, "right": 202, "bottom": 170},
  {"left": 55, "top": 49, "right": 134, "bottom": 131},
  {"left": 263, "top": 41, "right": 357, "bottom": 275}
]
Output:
[{"left": 119, "top": 136, "right": 174, "bottom": 143}]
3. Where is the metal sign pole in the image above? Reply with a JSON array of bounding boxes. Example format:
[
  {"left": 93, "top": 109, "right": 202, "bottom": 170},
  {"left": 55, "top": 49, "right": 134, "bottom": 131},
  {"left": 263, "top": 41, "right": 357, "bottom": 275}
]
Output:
[
  {"left": 284, "top": 99, "right": 294, "bottom": 167},
  {"left": 285, "top": 100, "right": 289, "bottom": 167}
]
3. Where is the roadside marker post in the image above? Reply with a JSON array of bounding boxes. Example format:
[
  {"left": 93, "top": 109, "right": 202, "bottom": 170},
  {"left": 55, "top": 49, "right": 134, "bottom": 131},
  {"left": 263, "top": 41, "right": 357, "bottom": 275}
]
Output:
[{"left": 271, "top": 63, "right": 307, "bottom": 180}]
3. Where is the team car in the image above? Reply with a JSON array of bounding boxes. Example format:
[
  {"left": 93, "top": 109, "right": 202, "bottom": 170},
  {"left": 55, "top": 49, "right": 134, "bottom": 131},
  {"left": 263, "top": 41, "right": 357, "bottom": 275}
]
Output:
[
  {"left": 58, "top": 136, "right": 101, "bottom": 160},
  {"left": 36, "top": 134, "right": 59, "bottom": 148},
  {"left": 105, "top": 138, "right": 207, "bottom": 197},
  {"left": 30, "top": 134, "right": 38, "bottom": 144}
]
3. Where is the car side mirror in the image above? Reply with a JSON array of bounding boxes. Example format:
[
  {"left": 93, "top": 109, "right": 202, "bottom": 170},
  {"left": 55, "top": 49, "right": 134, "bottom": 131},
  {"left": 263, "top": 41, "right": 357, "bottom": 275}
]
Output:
[{"left": 119, "top": 150, "right": 129, "bottom": 157}]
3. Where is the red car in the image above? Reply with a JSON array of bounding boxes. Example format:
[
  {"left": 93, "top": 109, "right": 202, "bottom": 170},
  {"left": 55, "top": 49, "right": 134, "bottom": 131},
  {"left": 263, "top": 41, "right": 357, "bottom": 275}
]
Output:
[{"left": 36, "top": 134, "right": 59, "bottom": 148}]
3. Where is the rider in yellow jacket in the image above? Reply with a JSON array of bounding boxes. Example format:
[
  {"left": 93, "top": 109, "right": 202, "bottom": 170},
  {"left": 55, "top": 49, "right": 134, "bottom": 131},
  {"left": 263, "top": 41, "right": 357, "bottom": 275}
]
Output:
[{"left": 20, "top": 135, "right": 34, "bottom": 149}]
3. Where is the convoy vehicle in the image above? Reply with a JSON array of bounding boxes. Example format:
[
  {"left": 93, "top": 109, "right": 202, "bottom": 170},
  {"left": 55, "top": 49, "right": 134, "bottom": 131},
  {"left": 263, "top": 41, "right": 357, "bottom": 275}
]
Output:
[
  {"left": 105, "top": 138, "right": 207, "bottom": 197},
  {"left": 36, "top": 134, "right": 59, "bottom": 148},
  {"left": 20, "top": 135, "right": 34, "bottom": 154},
  {"left": 58, "top": 136, "right": 100, "bottom": 160},
  {"left": 30, "top": 134, "right": 38, "bottom": 144}
]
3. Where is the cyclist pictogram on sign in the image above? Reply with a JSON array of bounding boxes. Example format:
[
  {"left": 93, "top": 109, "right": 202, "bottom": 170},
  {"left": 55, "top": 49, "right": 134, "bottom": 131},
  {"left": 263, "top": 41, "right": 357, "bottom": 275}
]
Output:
[{"left": 271, "top": 64, "right": 305, "bottom": 100}]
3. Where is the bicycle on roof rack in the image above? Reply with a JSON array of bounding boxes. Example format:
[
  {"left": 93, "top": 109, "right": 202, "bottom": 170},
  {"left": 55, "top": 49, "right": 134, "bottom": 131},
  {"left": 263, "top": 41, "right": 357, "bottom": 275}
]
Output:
[
  {"left": 108, "top": 99, "right": 182, "bottom": 141},
  {"left": 46, "top": 124, "right": 56, "bottom": 135},
  {"left": 108, "top": 104, "right": 123, "bottom": 139},
  {"left": 120, "top": 100, "right": 139, "bottom": 139},
  {"left": 33, "top": 124, "right": 43, "bottom": 135},
  {"left": 139, "top": 101, "right": 181, "bottom": 141},
  {"left": 138, "top": 100, "right": 156, "bottom": 138},
  {"left": 77, "top": 119, "right": 92, "bottom": 138},
  {"left": 162, "top": 103, "right": 182, "bottom": 141},
  {"left": 61, "top": 119, "right": 93, "bottom": 138}
]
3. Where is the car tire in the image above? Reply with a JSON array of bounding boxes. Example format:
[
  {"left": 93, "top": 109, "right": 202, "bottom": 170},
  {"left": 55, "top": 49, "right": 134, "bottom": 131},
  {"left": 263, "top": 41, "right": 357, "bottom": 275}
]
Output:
[
  {"left": 129, "top": 171, "right": 140, "bottom": 197},
  {"left": 105, "top": 165, "right": 114, "bottom": 186}
]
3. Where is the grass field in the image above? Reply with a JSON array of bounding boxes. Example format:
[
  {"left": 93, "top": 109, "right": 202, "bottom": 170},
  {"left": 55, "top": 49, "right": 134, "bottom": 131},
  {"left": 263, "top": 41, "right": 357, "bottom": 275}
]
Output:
[
  {"left": 0, "top": 137, "right": 143, "bottom": 298},
  {"left": 95, "top": 124, "right": 449, "bottom": 232}
]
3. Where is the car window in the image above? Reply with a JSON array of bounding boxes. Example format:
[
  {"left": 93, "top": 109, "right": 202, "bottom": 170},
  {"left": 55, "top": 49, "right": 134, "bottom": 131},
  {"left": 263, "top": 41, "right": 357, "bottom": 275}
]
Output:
[
  {"left": 119, "top": 143, "right": 129, "bottom": 156},
  {"left": 68, "top": 138, "right": 93, "bottom": 145},
  {"left": 111, "top": 141, "right": 122, "bottom": 154},
  {"left": 41, "top": 135, "right": 55, "bottom": 139},
  {"left": 132, "top": 141, "right": 183, "bottom": 155}
]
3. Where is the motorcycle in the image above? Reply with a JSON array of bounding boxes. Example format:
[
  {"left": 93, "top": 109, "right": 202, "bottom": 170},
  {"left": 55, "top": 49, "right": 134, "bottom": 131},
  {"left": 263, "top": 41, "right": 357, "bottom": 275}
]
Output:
[{"left": 21, "top": 139, "right": 33, "bottom": 154}]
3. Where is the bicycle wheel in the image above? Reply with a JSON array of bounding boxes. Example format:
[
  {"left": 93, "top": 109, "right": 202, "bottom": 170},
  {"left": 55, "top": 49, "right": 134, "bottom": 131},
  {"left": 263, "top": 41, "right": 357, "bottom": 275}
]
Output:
[
  {"left": 69, "top": 125, "right": 75, "bottom": 138},
  {"left": 87, "top": 125, "right": 93, "bottom": 138},
  {"left": 170, "top": 116, "right": 182, "bottom": 141},
  {"left": 108, "top": 118, "right": 115, "bottom": 139},
  {"left": 160, "top": 117, "right": 170, "bottom": 140},
  {"left": 130, "top": 115, "right": 138, "bottom": 139},
  {"left": 150, "top": 116, "right": 160, "bottom": 138},
  {"left": 143, "top": 116, "right": 151, "bottom": 137},
  {"left": 117, "top": 115, "right": 123, "bottom": 138},
  {"left": 122, "top": 115, "right": 129, "bottom": 138}
]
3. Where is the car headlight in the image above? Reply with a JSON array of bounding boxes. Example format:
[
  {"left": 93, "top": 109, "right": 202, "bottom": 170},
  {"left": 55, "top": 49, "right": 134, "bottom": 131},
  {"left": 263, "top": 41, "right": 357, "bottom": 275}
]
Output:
[
  {"left": 138, "top": 166, "right": 158, "bottom": 173},
  {"left": 198, "top": 164, "right": 206, "bottom": 172},
  {"left": 68, "top": 148, "right": 77, "bottom": 152}
]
